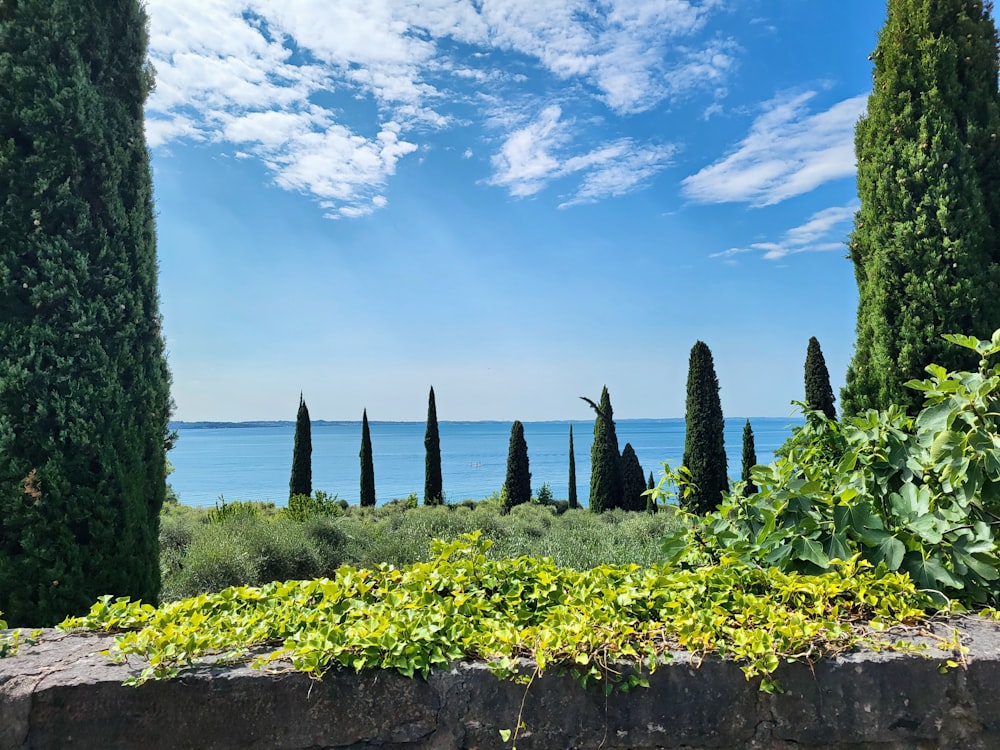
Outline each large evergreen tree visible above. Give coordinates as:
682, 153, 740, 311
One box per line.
682, 342, 728, 514
567, 424, 578, 509
844, 0, 1000, 416
582, 386, 622, 512
0, 0, 171, 626
646, 471, 657, 514
424, 386, 443, 505
741, 420, 758, 497
805, 337, 837, 419
289, 394, 312, 499
620, 443, 646, 512
502, 420, 531, 512
359, 408, 376, 508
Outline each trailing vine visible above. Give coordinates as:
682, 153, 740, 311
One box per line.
62, 532, 934, 693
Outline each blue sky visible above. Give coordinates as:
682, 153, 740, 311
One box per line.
149, 0, 886, 422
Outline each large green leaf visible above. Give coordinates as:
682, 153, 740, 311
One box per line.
902, 555, 963, 591
661, 530, 689, 564
871, 534, 905, 570
824, 533, 852, 563
792, 538, 830, 569
916, 400, 956, 434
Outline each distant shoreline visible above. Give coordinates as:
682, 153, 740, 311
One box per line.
170, 416, 796, 430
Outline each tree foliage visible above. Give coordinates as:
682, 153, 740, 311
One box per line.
805, 337, 837, 420
584, 386, 622, 512
645, 472, 657, 514
843, 0, 1000, 416
682, 342, 728, 514
290, 394, 312, 499
660, 331, 1000, 608
741, 420, 758, 497
567, 425, 578, 510
502, 420, 531, 512
0, 0, 172, 626
360, 409, 376, 508
424, 387, 443, 505
620, 443, 646, 512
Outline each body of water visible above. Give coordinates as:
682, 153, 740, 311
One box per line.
168, 417, 803, 508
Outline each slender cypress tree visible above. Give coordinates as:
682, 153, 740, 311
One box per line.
0, 0, 172, 626
843, 0, 1000, 416
502, 420, 531, 512
620, 443, 646, 512
582, 386, 622, 512
682, 342, 728, 514
805, 337, 837, 419
359, 409, 376, 507
646, 471, 657, 514
741, 419, 758, 497
567, 424, 578, 509
424, 386, 443, 505
289, 394, 312, 499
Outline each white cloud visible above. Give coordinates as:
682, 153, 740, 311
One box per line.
488, 105, 569, 197
144, 0, 730, 217
711, 203, 857, 261
488, 106, 676, 204
682, 91, 867, 206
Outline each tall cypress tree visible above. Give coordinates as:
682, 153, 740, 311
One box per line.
620, 443, 646, 512
582, 386, 622, 512
567, 424, 578, 509
289, 394, 312, 499
0, 0, 171, 626
805, 337, 837, 419
424, 386, 443, 505
844, 0, 1000, 416
682, 342, 728, 514
741, 420, 758, 497
646, 471, 657, 514
502, 420, 531, 512
359, 408, 376, 507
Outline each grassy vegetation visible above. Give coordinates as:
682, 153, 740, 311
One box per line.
159, 496, 682, 602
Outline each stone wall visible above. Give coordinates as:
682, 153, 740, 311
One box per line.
2, 618, 1000, 749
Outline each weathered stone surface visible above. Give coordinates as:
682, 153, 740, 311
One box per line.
2, 619, 1000, 749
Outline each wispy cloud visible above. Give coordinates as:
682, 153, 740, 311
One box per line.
711, 203, 857, 261
682, 91, 867, 206
487, 106, 677, 204
144, 0, 731, 218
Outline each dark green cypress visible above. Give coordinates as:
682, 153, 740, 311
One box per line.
567, 424, 578, 509
741, 420, 758, 497
0, 0, 171, 626
502, 420, 531, 512
289, 394, 312, 499
646, 471, 657, 514
620, 443, 646, 512
424, 386, 443, 505
805, 337, 837, 419
843, 0, 1000, 416
583, 386, 622, 512
682, 342, 728, 514
359, 409, 376, 508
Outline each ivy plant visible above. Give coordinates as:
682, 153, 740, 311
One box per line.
61, 532, 933, 692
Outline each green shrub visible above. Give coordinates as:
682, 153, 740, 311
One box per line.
162, 518, 327, 601
285, 491, 345, 522
657, 331, 1000, 608
160, 488, 685, 598
207, 497, 277, 524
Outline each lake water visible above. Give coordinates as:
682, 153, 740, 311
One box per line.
168, 418, 803, 508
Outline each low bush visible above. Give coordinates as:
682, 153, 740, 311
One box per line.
159, 496, 684, 600
656, 331, 1000, 609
